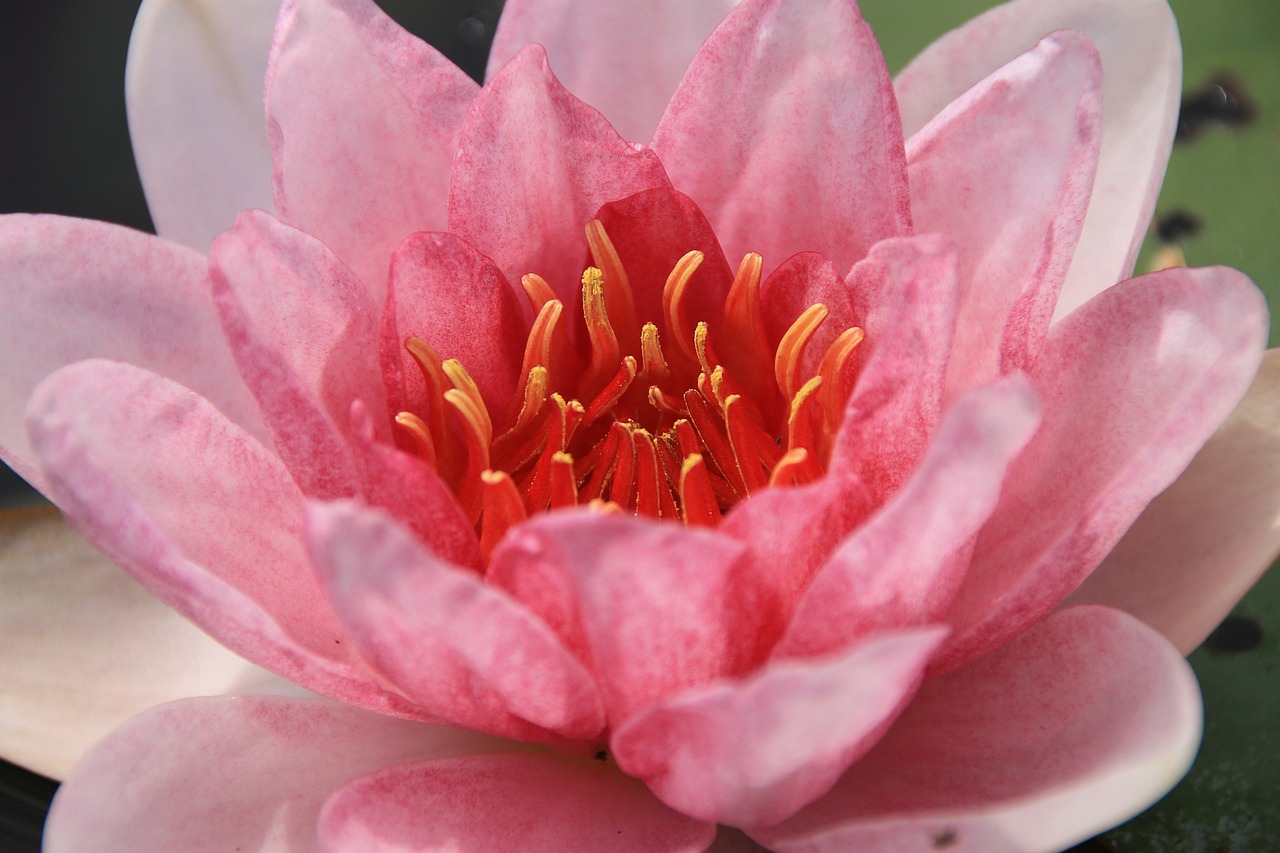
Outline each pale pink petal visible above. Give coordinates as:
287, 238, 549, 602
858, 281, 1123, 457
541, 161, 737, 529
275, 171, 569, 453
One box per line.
593, 187, 735, 341
0, 215, 266, 491
319, 751, 716, 852
1067, 348, 1280, 652
26, 361, 417, 716
449, 45, 671, 304
828, 234, 960, 501
895, 0, 1180, 320
753, 607, 1201, 853
908, 31, 1102, 398
940, 267, 1268, 671
611, 627, 948, 829
780, 375, 1041, 660
211, 209, 386, 499
381, 231, 527, 416
488, 0, 740, 143
489, 512, 751, 724
266, 0, 478, 300
0, 506, 277, 780
44, 696, 502, 853
307, 501, 606, 741
652, 0, 910, 278
126, 0, 278, 249
346, 401, 485, 572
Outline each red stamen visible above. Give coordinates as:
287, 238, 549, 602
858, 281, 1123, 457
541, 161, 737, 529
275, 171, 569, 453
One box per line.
480, 469, 526, 558
679, 454, 722, 526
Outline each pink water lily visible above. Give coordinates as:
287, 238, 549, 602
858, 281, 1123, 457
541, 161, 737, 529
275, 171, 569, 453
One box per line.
2, 0, 1277, 850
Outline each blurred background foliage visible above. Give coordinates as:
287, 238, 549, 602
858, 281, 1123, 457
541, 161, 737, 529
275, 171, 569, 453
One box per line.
1, 0, 1276, 850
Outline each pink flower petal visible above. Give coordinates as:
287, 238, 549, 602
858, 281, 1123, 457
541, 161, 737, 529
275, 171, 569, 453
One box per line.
895, 0, 1180, 320
44, 696, 502, 853
381, 232, 527, 417
345, 402, 485, 572
211, 209, 386, 500
307, 501, 606, 741
828, 234, 960, 501
610, 627, 948, 829
780, 375, 1041, 660
941, 266, 1268, 671
266, 0, 478, 300
592, 187, 735, 340
318, 751, 716, 852
449, 45, 671, 304
126, 0, 278, 250
1067, 347, 1280, 652
908, 31, 1102, 398
26, 360, 414, 715
489, 512, 752, 724
652, 0, 910, 278
0, 215, 265, 491
752, 607, 1201, 853
488, 0, 739, 143
0, 506, 275, 780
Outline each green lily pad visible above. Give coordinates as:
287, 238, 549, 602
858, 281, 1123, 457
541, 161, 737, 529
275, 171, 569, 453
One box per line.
864, 1, 1280, 849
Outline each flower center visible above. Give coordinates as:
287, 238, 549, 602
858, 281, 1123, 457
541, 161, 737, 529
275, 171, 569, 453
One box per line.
395, 221, 864, 555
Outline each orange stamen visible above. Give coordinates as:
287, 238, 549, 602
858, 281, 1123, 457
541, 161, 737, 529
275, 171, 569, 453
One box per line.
775, 304, 829, 402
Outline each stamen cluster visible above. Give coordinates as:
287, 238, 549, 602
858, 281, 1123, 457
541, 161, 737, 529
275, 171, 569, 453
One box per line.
394, 222, 865, 555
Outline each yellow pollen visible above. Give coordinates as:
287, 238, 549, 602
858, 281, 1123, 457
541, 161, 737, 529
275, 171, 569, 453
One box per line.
395, 220, 865, 546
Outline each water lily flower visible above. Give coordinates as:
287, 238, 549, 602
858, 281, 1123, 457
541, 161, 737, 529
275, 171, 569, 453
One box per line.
2, 0, 1278, 849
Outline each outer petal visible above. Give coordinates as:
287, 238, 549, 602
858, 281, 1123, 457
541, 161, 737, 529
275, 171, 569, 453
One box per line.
489, 513, 751, 726
1067, 348, 1280, 652
895, 0, 1181, 319
0, 215, 266, 491
266, 0, 479, 300
307, 502, 605, 741
0, 506, 277, 780
320, 751, 715, 852
941, 267, 1268, 671
211, 209, 386, 500
779, 375, 1041, 660
752, 607, 1201, 853
44, 696, 502, 853
488, 0, 740, 143
26, 361, 414, 716
652, 0, 910, 278
907, 31, 1102, 397
449, 45, 671, 304
381, 231, 527, 416
126, 0, 278, 249
611, 627, 947, 830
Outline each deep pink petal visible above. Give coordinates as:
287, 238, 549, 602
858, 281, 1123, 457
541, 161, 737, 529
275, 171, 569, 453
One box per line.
828, 234, 960, 501
593, 187, 735, 341
0, 215, 265, 491
266, 0, 478, 300
940, 266, 1268, 671
449, 45, 671, 304
908, 31, 1102, 398
611, 627, 948, 829
381, 231, 527, 417
346, 401, 485, 572
126, 0, 278, 250
488, 0, 738, 142
780, 375, 1041, 660
0, 506, 275, 780
753, 607, 1201, 853
1066, 348, 1280, 652
44, 696, 501, 853
26, 361, 417, 716
307, 501, 606, 741
895, 0, 1180, 320
489, 512, 751, 724
319, 751, 716, 852
652, 0, 910, 277
211, 209, 386, 499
